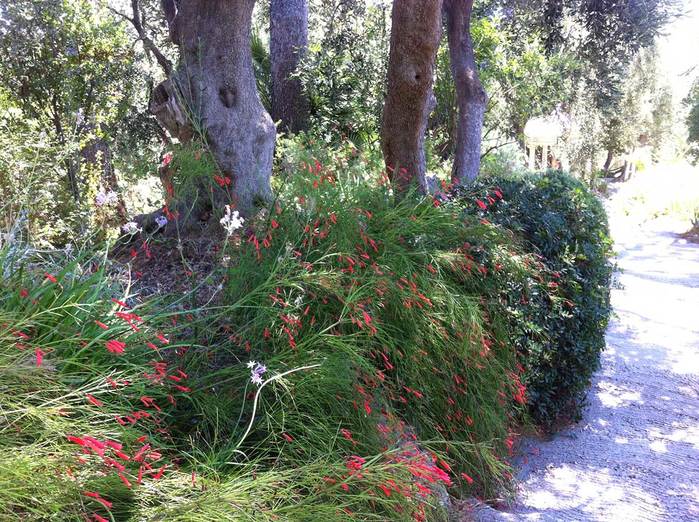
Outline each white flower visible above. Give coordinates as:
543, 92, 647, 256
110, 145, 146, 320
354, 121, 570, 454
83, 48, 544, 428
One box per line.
220, 205, 244, 236
95, 190, 118, 207
155, 215, 168, 228
248, 361, 268, 386
122, 221, 142, 235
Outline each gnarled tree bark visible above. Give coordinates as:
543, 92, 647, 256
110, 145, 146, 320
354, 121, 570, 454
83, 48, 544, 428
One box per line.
153, 0, 276, 221
445, 0, 487, 185
271, 0, 309, 133
381, 0, 443, 194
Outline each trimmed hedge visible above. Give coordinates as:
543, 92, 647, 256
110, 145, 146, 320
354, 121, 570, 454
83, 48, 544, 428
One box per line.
455, 170, 614, 429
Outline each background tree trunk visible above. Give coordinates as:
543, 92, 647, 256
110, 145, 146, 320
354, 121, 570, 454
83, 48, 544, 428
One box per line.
445, 0, 487, 185
603, 149, 614, 172
271, 0, 309, 133
381, 0, 443, 194
153, 0, 275, 220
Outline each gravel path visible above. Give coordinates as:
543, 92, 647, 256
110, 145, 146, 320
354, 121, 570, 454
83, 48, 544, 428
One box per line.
467, 205, 699, 521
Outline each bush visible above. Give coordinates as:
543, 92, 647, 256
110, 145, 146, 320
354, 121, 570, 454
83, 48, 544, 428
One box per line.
455, 170, 614, 428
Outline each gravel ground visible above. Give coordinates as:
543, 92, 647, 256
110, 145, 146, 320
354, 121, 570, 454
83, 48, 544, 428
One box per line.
464, 173, 699, 522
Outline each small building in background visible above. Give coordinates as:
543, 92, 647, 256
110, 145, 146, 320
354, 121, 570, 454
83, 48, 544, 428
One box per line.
523, 114, 568, 172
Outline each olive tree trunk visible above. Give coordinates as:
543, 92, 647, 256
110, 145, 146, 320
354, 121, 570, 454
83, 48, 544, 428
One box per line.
271, 0, 308, 133
151, 0, 275, 221
381, 0, 443, 194
603, 150, 614, 173
445, 0, 487, 185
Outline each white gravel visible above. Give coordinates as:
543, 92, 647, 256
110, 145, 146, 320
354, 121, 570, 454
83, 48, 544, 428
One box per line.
464, 175, 699, 521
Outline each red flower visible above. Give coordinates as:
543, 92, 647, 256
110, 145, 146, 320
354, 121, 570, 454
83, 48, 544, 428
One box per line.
35, 348, 45, 367
476, 199, 487, 210
340, 428, 355, 443
67, 435, 86, 446
140, 395, 162, 412
161, 152, 173, 167
95, 321, 109, 330
105, 340, 126, 355
83, 491, 112, 510
19, 288, 29, 298
117, 472, 132, 488
105, 440, 123, 451
346, 455, 366, 472
363, 400, 372, 415
114, 450, 131, 461
86, 394, 103, 407
460, 473, 474, 485
282, 433, 294, 443
45, 273, 57, 283
213, 174, 232, 187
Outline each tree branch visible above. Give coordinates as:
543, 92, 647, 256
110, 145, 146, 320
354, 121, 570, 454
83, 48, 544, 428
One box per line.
110, 1, 173, 77
481, 140, 518, 160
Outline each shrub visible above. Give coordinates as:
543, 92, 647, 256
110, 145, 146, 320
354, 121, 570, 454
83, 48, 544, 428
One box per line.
455, 170, 614, 428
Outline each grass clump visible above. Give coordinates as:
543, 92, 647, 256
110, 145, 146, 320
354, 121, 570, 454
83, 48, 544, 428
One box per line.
0, 242, 449, 520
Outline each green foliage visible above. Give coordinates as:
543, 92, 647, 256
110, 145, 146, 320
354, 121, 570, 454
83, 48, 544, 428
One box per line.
0, 0, 137, 127
207, 143, 537, 500
297, 1, 390, 145
0, 130, 618, 519
488, 1, 680, 174
685, 78, 699, 165
0, 97, 88, 245
456, 171, 614, 428
0, 0, 148, 244
431, 15, 578, 157
251, 30, 273, 113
